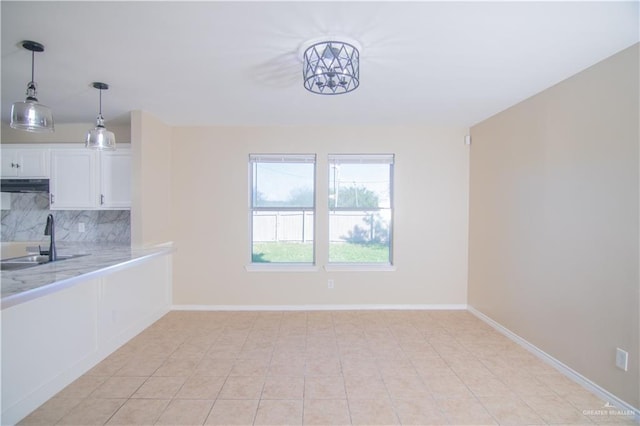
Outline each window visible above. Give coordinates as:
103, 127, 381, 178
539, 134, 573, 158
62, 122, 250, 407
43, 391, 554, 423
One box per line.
249, 154, 315, 264
328, 154, 394, 264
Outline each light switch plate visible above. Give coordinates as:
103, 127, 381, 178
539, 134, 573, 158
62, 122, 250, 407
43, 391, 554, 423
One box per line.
616, 348, 628, 371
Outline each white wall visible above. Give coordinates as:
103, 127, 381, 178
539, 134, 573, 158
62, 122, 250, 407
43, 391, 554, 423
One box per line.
130, 111, 172, 247
170, 125, 469, 307
469, 44, 639, 409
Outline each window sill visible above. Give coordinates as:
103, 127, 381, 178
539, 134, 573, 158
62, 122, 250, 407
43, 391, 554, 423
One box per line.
245, 264, 320, 272
324, 263, 396, 272
245, 264, 396, 272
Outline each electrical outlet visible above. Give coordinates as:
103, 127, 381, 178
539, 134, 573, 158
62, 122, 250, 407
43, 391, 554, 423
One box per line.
328, 279, 334, 289
78, 222, 85, 233
616, 348, 628, 371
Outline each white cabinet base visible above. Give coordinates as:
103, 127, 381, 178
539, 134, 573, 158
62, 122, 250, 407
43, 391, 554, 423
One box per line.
1, 254, 171, 425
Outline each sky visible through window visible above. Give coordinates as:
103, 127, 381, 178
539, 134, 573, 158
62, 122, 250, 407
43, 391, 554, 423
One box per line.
330, 163, 391, 209
253, 163, 314, 207
254, 163, 390, 207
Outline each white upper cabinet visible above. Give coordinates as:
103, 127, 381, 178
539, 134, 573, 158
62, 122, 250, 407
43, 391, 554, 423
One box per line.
50, 147, 131, 210
1, 147, 49, 178
2, 144, 131, 210
100, 151, 131, 209
50, 149, 97, 210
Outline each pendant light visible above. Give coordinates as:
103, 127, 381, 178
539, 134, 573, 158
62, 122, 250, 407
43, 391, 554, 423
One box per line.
86, 82, 116, 150
10, 40, 54, 132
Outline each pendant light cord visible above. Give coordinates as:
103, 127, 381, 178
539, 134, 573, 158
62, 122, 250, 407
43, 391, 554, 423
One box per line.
99, 88, 103, 116
30, 50, 35, 83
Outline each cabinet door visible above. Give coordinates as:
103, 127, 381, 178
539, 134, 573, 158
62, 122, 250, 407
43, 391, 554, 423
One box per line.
1, 149, 18, 177
2, 281, 99, 425
50, 150, 97, 210
100, 151, 131, 209
17, 149, 49, 177
1, 148, 49, 178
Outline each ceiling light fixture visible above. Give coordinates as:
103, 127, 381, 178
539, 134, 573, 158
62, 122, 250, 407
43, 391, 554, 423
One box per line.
300, 38, 361, 95
86, 82, 116, 150
10, 40, 54, 132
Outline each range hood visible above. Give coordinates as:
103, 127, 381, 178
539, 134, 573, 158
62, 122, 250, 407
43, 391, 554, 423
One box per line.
0, 178, 49, 193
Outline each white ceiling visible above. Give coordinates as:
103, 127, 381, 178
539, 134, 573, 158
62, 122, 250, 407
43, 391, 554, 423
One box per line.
2, 1, 638, 128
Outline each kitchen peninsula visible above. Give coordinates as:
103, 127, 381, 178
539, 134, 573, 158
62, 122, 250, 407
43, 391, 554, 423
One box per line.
1, 242, 173, 425
1, 242, 172, 307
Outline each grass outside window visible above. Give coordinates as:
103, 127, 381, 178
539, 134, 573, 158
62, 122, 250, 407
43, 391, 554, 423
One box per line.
252, 241, 389, 263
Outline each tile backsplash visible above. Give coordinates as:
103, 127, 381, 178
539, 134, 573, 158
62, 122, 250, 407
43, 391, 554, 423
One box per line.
1, 193, 130, 243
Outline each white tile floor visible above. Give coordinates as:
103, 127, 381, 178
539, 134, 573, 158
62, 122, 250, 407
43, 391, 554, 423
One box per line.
18, 310, 639, 425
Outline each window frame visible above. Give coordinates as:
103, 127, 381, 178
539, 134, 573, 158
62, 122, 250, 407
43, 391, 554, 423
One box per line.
248, 154, 317, 268
327, 153, 395, 267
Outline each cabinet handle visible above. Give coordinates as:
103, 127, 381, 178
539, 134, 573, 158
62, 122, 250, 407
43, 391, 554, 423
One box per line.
15, 163, 20, 168
11, 162, 16, 168
50, 194, 55, 204
100, 194, 105, 205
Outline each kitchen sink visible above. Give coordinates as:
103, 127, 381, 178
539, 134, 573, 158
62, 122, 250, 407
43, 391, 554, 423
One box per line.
0, 254, 88, 271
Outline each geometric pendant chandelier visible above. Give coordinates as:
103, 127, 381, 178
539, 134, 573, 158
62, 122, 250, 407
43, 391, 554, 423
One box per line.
300, 37, 360, 95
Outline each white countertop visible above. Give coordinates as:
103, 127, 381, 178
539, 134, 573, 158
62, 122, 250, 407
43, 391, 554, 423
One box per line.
1, 242, 173, 309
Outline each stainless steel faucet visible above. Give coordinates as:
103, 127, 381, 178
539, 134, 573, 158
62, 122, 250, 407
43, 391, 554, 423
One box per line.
43, 213, 57, 262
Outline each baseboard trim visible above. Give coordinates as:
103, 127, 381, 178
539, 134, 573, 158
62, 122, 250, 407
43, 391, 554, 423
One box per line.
172, 304, 468, 312
468, 305, 640, 419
